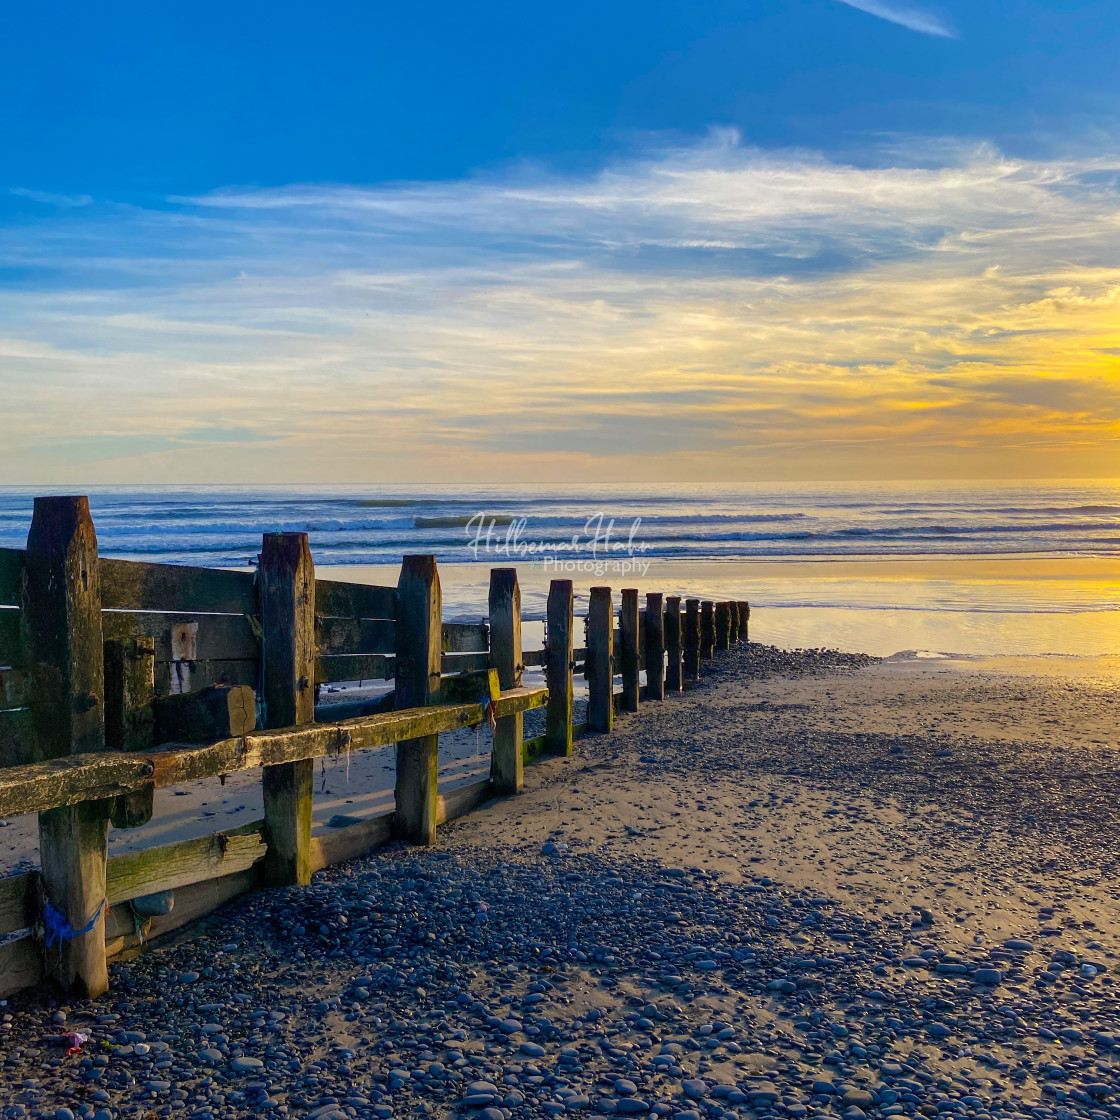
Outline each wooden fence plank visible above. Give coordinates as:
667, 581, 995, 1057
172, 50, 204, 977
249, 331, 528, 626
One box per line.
314, 579, 397, 621
0, 707, 36, 768
442, 621, 489, 653
0, 610, 25, 668
0, 667, 31, 709
310, 814, 392, 873
316, 653, 394, 684
154, 684, 256, 744
106, 829, 267, 905
316, 616, 396, 657
438, 778, 491, 823
102, 611, 259, 662
0, 548, 23, 607
100, 557, 256, 614
104, 866, 258, 961
0, 871, 31, 935
0, 686, 547, 819
0, 936, 43, 1000
441, 652, 489, 674
155, 658, 259, 695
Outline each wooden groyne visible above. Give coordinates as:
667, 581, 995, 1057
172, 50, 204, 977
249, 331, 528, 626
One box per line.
0, 496, 750, 1000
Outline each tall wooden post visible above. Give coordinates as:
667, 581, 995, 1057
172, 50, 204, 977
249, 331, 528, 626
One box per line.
664, 595, 682, 693
728, 601, 739, 643
700, 601, 715, 661
619, 589, 640, 713
738, 601, 751, 642
683, 598, 701, 682
105, 637, 156, 829
644, 592, 665, 701
260, 533, 316, 887
544, 579, 574, 756
715, 602, 731, 651
586, 587, 614, 733
394, 555, 442, 845
24, 496, 109, 998
489, 568, 523, 795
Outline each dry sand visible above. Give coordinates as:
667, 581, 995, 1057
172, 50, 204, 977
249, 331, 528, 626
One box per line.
465, 648, 1120, 957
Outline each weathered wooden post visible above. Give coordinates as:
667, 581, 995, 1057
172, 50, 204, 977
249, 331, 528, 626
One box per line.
544, 579, 574, 756
644, 592, 665, 701
728, 601, 739, 643
664, 595, 682, 692
715, 601, 731, 651
24, 496, 109, 998
260, 532, 316, 886
104, 637, 155, 829
700, 601, 715, 661
738, 601, 751, 642
619, 589, 640, 712
586, 587, 614, 732
394, 555, 442, 845
683, 598, 701, 682
489, 568, 523, 794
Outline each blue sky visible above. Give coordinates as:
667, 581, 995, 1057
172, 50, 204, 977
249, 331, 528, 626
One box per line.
4, 0, 1117, 196
1, 1, 1119, 482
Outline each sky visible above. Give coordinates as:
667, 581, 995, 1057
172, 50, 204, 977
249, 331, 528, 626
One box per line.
1, 0, 1119, 483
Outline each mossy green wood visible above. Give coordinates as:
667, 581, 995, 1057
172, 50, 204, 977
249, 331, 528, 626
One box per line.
99, 557, 256, 614
488, 568, 523, 796
394, 555, 442, 845
544, 579, 574, 756
0, 686, 547, 820
25, 497, 110, 999
586, 587, 614, 733
259, 533, 316, 888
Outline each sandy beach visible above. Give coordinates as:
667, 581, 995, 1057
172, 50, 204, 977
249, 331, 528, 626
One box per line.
3, 643, 1120, 1120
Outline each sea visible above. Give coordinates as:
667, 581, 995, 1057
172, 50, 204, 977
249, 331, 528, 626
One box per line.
1, 481, 1117, 659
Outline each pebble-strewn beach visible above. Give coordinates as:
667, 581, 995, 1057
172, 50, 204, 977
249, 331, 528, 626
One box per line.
3, 645, 1120, 1120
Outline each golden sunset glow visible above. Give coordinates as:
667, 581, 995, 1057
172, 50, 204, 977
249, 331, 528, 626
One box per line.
2, 140, 1119, 482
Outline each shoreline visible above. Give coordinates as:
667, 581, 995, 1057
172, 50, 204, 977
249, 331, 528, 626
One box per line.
324, 558, 1120, 658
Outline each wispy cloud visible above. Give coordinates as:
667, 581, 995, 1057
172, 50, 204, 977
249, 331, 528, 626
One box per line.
1, 132, 1118, 482
834, 0, 957, 38
9, 186, 94, 208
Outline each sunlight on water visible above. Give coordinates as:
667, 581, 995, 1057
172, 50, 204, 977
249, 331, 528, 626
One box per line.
1, 481, 1116, 658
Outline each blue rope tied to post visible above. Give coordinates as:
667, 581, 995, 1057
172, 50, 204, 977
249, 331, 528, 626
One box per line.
478, 695, 497, 732
42, 897, 107, 950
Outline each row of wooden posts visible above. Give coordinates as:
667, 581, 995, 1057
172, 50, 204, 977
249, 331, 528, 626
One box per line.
0, 497, 749, 1002
580, 586, 750, 735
